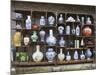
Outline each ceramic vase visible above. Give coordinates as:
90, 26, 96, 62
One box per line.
46, 29, 56, 46
13, 31, 21, 47
59, 37, 65, 47
66, 51, 71, 61
46, 48, 56, 62
31, 31, 38, 42
66, 25, 70, 35
48, 16, 55, 26
58, 26, 64, 35
58, 48, 65, 61
32, 45, 43, 62
86, 17, 92, 25
40, 16, 45, 26
39, 30, 46, 42
80, 50, 85, 60
74, 50, 78, 60
26, 15, 31, 29
76, 25, 80, 36
58, 14, 64, 24
86, 48, 92, 60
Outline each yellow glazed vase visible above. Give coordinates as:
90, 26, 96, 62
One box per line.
13, 31, 21, 47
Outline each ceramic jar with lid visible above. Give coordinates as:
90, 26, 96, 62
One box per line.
46, 29, 56, 46
46, 48, 56, 62
40, 16, 45, 26
58, 48, 65, 61
13, 31, 21, 47
32, 45, 43, 62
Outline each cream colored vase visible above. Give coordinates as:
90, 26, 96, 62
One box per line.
58, 48, 65, 61
32, 45, 43, 62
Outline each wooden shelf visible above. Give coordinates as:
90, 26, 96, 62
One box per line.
12, 59, 93, 66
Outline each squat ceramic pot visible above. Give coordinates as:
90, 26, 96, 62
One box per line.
58, 48, 65, 61
46, 48, 56, 62
32, 45, 43, 62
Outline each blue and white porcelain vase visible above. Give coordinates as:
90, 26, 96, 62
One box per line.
59, 37, 65, 47
66, 51, 71, 61
39, 30, 46, 42
80, 50, 85, 60
46, 29, 56, 46
74, 50, 78, 60
40, 16, 45, 26
58, 14, 64, 24
86, 48, 92, 60
48, 16, 55, 26
46, 48, 56, 62
26, 15, 31, 29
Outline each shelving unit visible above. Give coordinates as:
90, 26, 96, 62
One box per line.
11, 1, 96, 74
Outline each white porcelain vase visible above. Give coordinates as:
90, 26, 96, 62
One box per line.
32, 45, 43, 62
39, 30, 46, 42
58, 48, 65, 61
66, 51, 71, 61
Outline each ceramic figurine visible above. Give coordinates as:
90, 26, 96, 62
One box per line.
48, 16, 55, 25
24, 35, 30, 45
26, 15, 31, 29
66, 25, 70, 35
58, 26, 64, 35
66, 16, 75, 22
85, 48, 92, 60
32, 45, 43, 62
13, 31, 21, 47
40, 16, 45, 26
46, 29, 56, 46
76, 25, 80, 36
58, 14, 64, 24
66, 51, 71, 61
31, 31, 38, 42
74, 50, 78, 60
46, 48, 56, 62
59, 37, 65, 47
86, 17, 92, 25
39, 30, 46, 42
58, 48, 65, 61
81, 17, 84, 25
80, 50, 85, 60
